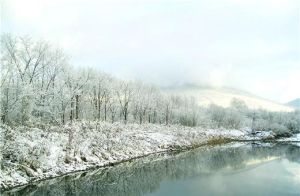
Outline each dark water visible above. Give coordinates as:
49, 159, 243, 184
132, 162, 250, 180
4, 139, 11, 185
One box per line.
3, 142, 300, 196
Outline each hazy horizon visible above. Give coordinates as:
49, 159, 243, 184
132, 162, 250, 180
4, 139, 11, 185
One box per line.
2, 0, 299, 103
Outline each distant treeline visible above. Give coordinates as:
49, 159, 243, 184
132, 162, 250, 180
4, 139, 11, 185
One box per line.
1, 35, 299, 136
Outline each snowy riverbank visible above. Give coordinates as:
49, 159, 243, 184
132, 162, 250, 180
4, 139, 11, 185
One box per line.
0, 122, 297, 190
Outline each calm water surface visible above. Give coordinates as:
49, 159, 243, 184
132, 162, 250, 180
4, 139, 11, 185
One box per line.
3, 142, 300, 196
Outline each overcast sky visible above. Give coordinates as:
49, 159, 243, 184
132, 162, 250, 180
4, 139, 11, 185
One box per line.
2, 0, 299, 103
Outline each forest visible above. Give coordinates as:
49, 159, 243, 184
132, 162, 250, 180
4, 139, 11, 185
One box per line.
1, 34, 300, 137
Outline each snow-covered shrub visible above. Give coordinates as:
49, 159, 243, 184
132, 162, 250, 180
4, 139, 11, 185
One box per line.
269, 123, 292, 138
206, 105, 245, 129
223, 109, 243, 129
208, 105, 226, 128
252, 119, 270, 132
284, 119, 300, 134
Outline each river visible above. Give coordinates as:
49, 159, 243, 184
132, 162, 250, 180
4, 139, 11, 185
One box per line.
3, 142, 300, 196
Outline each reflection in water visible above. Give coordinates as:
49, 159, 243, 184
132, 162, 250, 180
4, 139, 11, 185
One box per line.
3, 143, 300, 196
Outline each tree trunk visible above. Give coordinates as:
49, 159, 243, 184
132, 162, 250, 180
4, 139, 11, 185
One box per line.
75, 95, 79, 120
104, 101, 107, 121
70, 97, 74, 122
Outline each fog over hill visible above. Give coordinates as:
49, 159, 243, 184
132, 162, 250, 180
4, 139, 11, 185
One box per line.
163, 84, 294, 112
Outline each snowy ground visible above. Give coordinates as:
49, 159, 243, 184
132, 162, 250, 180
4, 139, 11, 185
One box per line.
0, 122, 297, 190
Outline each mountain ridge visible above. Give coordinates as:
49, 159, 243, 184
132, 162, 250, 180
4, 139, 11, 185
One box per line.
286, 98, 300, 109
162, 84, 294, 112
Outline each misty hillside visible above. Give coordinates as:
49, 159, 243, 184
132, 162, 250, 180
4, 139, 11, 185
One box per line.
286, 98, 300, 109
164, 84, 294, 112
